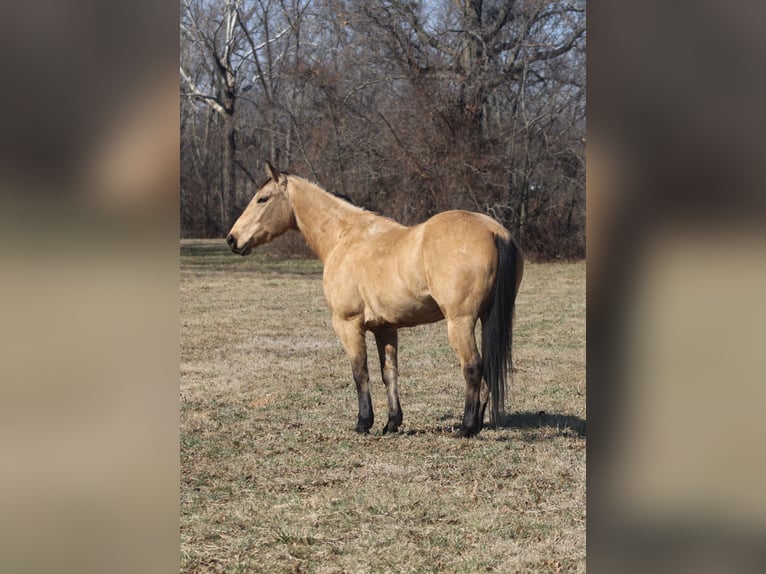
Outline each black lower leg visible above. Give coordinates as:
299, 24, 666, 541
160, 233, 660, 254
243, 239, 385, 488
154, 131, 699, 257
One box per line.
376, 330, 402, 435
383, 403, 403, 434
355, 400, 373, 432
458, 361, 483, 437
354, 366, 374, 433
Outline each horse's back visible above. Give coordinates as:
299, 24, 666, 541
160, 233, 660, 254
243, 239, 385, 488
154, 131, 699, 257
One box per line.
421, 210, 509, 244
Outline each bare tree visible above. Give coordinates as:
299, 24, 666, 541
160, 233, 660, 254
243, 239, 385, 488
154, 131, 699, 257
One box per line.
181, 0, 239, 225
180, 0, 586, 258
181, 0, 296, 224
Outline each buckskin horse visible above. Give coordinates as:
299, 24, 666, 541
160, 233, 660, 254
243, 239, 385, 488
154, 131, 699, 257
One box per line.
227, 162, 523, 436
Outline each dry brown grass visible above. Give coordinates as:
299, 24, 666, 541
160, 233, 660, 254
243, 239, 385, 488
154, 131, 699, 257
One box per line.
181, 239, 585, 573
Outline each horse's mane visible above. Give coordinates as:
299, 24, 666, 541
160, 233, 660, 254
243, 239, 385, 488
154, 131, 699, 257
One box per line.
275, 170, 366, 210
331, 191, 356, 206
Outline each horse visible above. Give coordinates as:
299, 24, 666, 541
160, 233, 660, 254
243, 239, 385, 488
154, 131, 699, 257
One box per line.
226, 162, 523, 437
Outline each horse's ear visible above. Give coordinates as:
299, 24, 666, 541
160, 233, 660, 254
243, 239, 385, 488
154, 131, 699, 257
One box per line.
265, 160, 282, 183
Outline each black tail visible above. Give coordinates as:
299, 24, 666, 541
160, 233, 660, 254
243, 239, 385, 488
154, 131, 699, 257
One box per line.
482, 236, 523, 426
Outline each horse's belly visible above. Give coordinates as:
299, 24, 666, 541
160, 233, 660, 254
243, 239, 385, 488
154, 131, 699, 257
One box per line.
363, 293, 443, 329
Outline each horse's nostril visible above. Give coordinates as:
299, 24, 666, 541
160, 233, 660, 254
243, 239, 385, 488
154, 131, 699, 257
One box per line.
226, 234, 235, 247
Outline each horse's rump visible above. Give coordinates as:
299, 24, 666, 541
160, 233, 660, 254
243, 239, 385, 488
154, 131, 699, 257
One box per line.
420, 211, 509, 319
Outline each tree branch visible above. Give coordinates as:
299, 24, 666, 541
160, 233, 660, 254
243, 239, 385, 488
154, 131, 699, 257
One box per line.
483, 26, 585, 94
483, 0, 518, 42
180, 66, 227, 117
389, 0, 459, 58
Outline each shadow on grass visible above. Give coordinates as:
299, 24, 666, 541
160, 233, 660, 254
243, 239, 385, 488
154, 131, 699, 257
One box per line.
495, 410, 586, 437
403, 410, 586, 439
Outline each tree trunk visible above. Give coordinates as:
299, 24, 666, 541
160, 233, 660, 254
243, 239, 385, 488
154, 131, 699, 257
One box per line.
221, 87, 237, 226
458, 0, 486, 138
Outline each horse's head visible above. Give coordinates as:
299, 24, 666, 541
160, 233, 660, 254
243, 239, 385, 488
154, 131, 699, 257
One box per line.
226, 161, 296, 255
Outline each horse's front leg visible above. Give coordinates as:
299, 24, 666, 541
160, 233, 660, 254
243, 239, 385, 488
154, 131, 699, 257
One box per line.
332, 315, 373, 433
374, 329, 403, 434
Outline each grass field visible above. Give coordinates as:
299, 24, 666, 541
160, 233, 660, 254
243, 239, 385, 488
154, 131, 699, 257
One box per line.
180, 238, 585, 573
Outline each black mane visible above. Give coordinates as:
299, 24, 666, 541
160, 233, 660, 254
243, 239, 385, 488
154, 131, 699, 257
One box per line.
332, 191, 356, 205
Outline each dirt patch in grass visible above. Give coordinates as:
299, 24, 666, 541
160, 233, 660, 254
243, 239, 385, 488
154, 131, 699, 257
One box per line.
181, 240, 585, 573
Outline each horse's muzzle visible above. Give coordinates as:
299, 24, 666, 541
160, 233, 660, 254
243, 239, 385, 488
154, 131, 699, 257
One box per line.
226, 233, 251, 255
226, 234, 253, 255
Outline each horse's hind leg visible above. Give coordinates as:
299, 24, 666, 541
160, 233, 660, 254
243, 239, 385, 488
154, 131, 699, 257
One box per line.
477, 318, 491, 426
447, 316, 484, 437
479, 380, 490, 427
332, 315, 373, 433
374, 329, 403, 434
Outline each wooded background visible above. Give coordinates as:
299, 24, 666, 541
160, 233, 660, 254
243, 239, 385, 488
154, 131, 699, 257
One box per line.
181, 0, 585, 259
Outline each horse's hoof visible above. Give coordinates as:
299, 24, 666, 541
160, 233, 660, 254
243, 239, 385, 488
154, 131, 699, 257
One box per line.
382, 421, 400, 435
454, 426, 479, 438
354, 424, 371, 434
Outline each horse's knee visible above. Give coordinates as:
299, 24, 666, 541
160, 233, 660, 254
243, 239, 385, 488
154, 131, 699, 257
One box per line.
351, 361, 369, 386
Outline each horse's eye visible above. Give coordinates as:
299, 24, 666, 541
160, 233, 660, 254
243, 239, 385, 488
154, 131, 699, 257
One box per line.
257, 196, 270, 204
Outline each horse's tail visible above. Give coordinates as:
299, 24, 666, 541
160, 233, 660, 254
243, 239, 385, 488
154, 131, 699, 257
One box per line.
482, 235, 523, 426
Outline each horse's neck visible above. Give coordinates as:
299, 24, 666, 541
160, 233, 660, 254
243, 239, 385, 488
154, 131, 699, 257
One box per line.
287, 177, 368, 262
